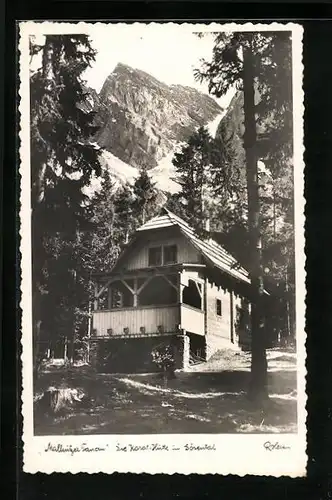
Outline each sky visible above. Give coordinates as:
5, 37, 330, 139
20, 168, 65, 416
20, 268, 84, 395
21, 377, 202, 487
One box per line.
83, 30, 234, 109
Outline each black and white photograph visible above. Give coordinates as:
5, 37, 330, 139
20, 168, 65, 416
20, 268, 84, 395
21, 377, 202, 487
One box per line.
19, 22, 305, 475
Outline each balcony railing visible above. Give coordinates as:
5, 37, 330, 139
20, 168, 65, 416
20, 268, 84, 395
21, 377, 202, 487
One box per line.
92, 304, 180, 337
180, 304, 205, 336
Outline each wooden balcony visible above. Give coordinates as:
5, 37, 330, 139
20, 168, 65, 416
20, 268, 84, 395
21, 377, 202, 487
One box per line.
92, 304, 180, 337
92, 268, 206, 339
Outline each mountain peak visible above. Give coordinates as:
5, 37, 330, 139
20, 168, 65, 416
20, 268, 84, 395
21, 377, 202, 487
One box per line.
102, 62, 170, 94
112, 62, 141, 77
93, 65, 222, 170
114, 62, 131, 71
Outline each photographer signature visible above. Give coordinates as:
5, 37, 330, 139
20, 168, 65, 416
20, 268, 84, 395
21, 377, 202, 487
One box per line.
263, 441, 291, 451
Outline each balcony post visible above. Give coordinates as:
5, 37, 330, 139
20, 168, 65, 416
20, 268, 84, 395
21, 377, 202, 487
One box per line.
133, 278, 138, 307
94, 282, 98, 311
178, 271, 184, 304
203, 276, 208, 337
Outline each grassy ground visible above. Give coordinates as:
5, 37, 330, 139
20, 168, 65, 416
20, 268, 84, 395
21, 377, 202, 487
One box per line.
34, 348, 297, 435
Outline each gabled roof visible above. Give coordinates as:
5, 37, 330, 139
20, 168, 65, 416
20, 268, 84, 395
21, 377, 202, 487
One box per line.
137, 208, 251, 285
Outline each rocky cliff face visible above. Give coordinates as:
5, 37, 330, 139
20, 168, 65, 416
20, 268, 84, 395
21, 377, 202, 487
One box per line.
215, 91, 274, 193
91, 63, 222, 170
215, 89, 270, 147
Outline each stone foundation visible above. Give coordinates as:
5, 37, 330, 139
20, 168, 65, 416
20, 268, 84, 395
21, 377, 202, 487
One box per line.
174, 332, 190, 370
88, 334, 185, 373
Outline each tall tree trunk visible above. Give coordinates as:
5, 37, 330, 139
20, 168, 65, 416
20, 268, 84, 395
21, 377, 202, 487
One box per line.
285, 266, 291, 342
273, 181, 277, 241
243, 37, 268, 402
67, 268, 77, 363
42, 36, 55, 85
33, 290, 42, 380
87, 297, 92, 364
32, 36, 55, 377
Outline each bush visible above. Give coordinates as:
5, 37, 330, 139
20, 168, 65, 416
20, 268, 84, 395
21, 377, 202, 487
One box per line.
151, 342, 176, 386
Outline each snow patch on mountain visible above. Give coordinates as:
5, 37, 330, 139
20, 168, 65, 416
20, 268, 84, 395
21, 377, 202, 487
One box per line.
96, 109, 232, 197
206, 112, 227, 138
83, 151, 138, 197
100, 150, 138, 185
149, 152, 181, 194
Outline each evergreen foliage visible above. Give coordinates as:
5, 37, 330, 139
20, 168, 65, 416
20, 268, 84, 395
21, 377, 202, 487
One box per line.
169, 126, 214, 234
132, 167, 159, 227
168, 122, 248, 260
87, 167, 160, 274
87, 170, 120, 273
30, 35, 101, 366
194, 31, 294, 401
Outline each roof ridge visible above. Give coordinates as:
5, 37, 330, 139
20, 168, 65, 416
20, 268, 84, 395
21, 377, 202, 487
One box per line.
136, 210, 252, 285
163, 208, 192, 229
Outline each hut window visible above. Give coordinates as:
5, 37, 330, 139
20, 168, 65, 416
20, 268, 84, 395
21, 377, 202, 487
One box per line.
183, 279, 202, 310
138, 276, 177, 306
216, 299, 222, 316
164, 244, 177, 264
110, 280, 134, 309
148, 246, 162, 266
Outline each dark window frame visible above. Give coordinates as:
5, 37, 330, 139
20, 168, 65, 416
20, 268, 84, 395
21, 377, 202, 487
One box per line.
148, 246, 162, 266
216, 298, 222, 317
148, 244, 178, 266
163, 244, 178, 265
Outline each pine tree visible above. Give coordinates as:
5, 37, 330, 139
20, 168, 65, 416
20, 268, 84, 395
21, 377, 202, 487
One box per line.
166, 191, 192, 222
132, 168, 159, 226
88, 169, 120, 273
195, 31, 293, 402
170, 126, 214, 234
259, 159, 295, 345
168, 122, 247, 256
30, 35, 101, 368
208, 115, 249, 245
